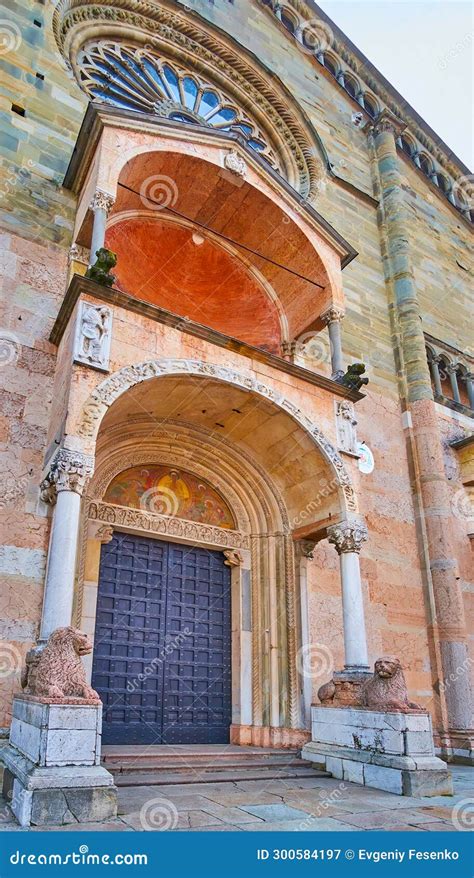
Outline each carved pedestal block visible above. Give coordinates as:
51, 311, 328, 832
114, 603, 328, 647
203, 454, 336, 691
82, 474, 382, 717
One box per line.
2, 697, 117, 826
302, 706, 453, 797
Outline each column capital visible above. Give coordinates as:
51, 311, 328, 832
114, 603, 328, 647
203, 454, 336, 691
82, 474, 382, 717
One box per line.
327, 521, 368, 554
366, 109, 406, 139
89, 189, 115, 214
40, 448, 94, 503
445, 362, 460, 374
321, 306, 345, 325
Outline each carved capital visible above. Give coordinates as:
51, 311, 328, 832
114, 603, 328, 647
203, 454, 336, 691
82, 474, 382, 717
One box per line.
327, 521, 368, 554
446, 362, 460, 374
321, 307, 344, 325
367, 109, 406, 139
224, 150, 246, 178
89, 189, 115, 214
41, 449, 94, 502
281, 340, 298, 361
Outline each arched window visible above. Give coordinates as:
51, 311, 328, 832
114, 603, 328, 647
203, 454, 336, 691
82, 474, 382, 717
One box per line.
322, 53, 338, 77
418, 153, 433, 176
280, 9, 298, 35
363, 93, 378, 118
78, 42, 279, 170
399, 134, 415, 158
435, 172, 450, 195
344, 75, 359, 99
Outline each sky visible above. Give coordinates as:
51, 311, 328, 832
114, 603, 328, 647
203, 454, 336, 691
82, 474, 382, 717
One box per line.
317, 0, 473, 169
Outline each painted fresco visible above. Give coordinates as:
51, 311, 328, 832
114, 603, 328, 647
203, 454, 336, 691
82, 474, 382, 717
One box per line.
103, 465, 236, 529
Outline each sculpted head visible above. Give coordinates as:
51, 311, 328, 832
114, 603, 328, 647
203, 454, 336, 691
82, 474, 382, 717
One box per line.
49, 626, 93, 657
374, 656, 402, 679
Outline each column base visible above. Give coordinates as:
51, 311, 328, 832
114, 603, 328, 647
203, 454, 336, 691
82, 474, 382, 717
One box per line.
302, 706, 453, 797
230, 724, 311, 749
435, 728, 474, 765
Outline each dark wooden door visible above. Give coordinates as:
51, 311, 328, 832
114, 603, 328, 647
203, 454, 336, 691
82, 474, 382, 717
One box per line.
91, 532, 232, 744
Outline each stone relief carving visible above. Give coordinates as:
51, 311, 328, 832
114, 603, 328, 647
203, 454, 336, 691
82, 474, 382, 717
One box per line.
327, 521, 368, 554
73, 301, 112, 371
318, 657, 425, 713
68, 243, 90, 266
335, 400, 358, 455
40, 449, 94, 503
224, 150, 246, 178
21, 627, 100, 703
88, 501, 249, 549
223, 549, 243, 566
76, 359, 357, 513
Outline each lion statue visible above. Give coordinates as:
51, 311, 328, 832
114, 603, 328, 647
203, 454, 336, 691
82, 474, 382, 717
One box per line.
85, 247, 117, 287
362, 656, 424, 713
21, 627, 100, 702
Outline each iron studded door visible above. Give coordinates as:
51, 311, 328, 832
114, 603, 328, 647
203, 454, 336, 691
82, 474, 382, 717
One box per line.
91, 533, 232, 744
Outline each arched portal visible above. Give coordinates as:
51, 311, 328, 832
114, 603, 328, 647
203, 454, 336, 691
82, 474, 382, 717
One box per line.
70, 360, 359, 747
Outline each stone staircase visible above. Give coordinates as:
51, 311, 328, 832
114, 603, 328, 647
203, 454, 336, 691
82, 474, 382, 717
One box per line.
102, 744, 329, 787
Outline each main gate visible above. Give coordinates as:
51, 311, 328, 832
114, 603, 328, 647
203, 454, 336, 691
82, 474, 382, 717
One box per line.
91, 532, 232, 744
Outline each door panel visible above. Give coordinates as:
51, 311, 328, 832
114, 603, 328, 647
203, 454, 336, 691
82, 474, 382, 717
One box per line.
91, 532, 232, 744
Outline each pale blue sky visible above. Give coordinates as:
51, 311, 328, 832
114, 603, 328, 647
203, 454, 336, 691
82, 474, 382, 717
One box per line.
318, 1, 473, 168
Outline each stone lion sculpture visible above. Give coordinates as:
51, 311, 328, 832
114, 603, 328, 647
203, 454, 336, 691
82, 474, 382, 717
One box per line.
21, 627, 100, 702
362, 655, 424, 712
317, 656, 424, 713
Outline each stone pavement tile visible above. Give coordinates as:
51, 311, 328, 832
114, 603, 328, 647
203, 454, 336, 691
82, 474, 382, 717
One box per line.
199, 802, 265, 825
242, 817, 358, 832
334, 809, 435, 830
200, 790, 283, 807
175, 824, 244, 831
417, 805, 457, 820
178, 810, 225, 829
239, 804, 309, 822
235, 779, 323, 794
30, 821, 132, 832
282, 799, 348, 819
144, 782, 239, 796
420, 821, 458, 831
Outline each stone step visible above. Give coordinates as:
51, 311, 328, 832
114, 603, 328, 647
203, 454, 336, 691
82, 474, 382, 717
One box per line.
111, 765, 328, 787
102, 745, 300, 764
103, 752, 305, 768
107, 758, 311, 774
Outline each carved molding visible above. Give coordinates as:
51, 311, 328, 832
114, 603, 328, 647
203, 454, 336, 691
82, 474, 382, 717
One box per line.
77, 358, 357, 514
88, 500, 249, 549
89, 189, 116, 214
52, 0, 326, 197
327, 521, 368, 554
41, 449, 95, 502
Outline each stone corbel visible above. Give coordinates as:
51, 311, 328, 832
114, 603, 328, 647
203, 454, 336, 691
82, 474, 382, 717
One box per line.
223, 549, 243, 567
224, 150, 246, 178
295, 540, 317, 560
40, 449, 95, 504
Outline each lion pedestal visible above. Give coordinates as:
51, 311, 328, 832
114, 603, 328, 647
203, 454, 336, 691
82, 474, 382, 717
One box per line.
2, 627, 117, 827
302, 657, 453, 797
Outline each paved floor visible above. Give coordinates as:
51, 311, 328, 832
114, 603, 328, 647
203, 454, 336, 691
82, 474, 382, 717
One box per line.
0, 765, 472, 832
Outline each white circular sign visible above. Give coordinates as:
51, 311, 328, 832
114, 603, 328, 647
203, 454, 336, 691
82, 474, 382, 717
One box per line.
357, 442, 374, 474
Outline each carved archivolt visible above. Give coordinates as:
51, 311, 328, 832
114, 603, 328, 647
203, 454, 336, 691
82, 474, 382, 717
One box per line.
76, 358, 357, 514
53, 0, 326, 197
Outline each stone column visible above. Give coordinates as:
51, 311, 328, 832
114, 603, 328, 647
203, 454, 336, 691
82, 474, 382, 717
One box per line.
446, 363, 461, 404
322, 307, 345, 380
40, 448, 94, 640
88, 190, 115, 267
466, 373, 474, 410
327, 522, 369, 672
429, 354, 443, 397
368, 109, 473, 740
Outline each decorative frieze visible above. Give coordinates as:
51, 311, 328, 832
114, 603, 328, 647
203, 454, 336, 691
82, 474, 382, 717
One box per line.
88, 501, 249, 549
73, 301, 112, 371
327, 521, 368, 554
40, 449, 94, 503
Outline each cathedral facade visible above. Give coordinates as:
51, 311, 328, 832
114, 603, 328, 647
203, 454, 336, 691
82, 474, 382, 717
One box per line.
0, 0, 472, 762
